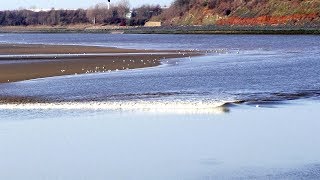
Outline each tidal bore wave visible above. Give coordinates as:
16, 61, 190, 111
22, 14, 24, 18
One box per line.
0, 90, 319, 114
0, 100, 231, 114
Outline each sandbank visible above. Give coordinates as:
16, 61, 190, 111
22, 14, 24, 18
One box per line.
0, 44, 199, 83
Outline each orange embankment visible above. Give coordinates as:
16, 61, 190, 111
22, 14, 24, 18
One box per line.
216, 13, 319, 26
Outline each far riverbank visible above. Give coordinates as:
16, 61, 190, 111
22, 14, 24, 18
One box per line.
0, 25, 319, 34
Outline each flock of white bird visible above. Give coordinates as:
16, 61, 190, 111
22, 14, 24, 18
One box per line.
59, 58, 159, 75
56, 48, 234, 76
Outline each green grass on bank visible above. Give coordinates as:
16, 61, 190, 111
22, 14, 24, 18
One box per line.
0, 25, 319, 35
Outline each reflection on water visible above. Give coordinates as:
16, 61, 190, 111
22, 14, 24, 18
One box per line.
0, 101, 320, 179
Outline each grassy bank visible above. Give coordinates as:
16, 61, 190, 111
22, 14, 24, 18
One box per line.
124, 26, 320, 35
0, 25, 319, 34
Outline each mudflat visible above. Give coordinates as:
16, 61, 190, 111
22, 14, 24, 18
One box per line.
0, 44, 159, 55
0, 44, 198, 83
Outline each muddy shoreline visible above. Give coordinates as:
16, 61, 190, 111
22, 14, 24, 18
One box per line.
0, 25, 319, 34
0, 44, 200, 83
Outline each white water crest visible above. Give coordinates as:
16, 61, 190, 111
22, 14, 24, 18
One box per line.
0, 100, 230, 114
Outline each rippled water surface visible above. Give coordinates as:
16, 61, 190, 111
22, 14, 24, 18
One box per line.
1, 34, 320, 109
0, 34, 320, 179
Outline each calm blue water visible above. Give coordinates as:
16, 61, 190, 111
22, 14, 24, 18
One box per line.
1, 101, 320, 180
1, 33, 319, 52
0, 34, 320, 179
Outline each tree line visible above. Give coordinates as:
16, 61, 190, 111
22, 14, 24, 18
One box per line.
0, 1, 162, 26
1, 0, 312, 27
0, 0, 231, 27
0, 9, 88, 26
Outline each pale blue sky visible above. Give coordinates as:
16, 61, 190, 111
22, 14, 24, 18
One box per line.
1, 0, 172, 10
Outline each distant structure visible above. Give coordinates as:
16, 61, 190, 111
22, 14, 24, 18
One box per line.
27, 8, 51, 12
144, 21, 162, 27
107, 0, 110, 10
126, 10, 133, 19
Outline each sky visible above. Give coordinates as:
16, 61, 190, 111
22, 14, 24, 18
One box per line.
0, 0, 172, 10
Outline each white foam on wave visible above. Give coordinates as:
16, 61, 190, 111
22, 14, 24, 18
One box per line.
0, 100, 229, 114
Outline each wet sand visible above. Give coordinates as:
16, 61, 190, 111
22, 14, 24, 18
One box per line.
0, 44, 199, 83
0, 44, 166, 55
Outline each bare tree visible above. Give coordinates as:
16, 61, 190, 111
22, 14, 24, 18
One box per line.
117, 0, 130, 18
